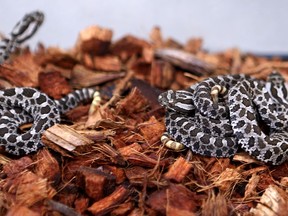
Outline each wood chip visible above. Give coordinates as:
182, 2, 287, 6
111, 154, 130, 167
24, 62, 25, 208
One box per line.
42, 124, 94, 155
39, 71, 72, 99
71, 64, 125, 88
87, 185, 130, 216
164, 156, 192, 182
201, 192, 229, 216
139, 116, 165, 145
146, 183, 198, 215
6, 205, 40, 216
2, 171, 56, 206
0, 53, 41, 87
111, 35, 151, 61
83, 55, 122, 71
154, 48, 215, 76
75, 25, 112, 55
150, 60, 174, 88
244, 173, 260, 199
76, 166, 116, 200
250, 185, 288, 216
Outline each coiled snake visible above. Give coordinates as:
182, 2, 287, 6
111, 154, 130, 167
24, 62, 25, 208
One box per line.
0, 88, 95, 155
159, 72, 288, 165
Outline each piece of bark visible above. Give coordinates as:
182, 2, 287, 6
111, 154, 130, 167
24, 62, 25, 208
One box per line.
74, 197, 89, 215
87, 185, 131, 216
207, 158, 231, 176
77, 129, 115, 142
201, 192, 229, 216
38, 71, 72, 99
6, 205, 40, 216
76, 166, 116, 200
3, 156, 33, 177
174, 70, 197, 89
2, 171, 56, 206
103, 165, 126, 184
71, 64, 125, 88
0, 78, 13, 88
280, 177, 288, 187
129, 208, 145, 216
164, 38, 183, 49
269, 161, 288, 181
63, 154, 115, 181
139, 116, 165, 145
43, 63, 72, 79
93, 142, 127, 166
256, 172, 275, 192
230, 48, 242, 74
34, 149, 60, 183
250, 185, 288, 216
85, 70, 135, 128
130, 78, 164, 110
150, 26, 163, 48
232, 152, 261, 164
35, 46, 78, 69
116, 87, 150, 116
54, 184, 80, 209
164, 157, 192, 183
64, 105, 91, 122
42, 124, 94, 155
146, 183, 198, 215
83, 54, 122, 71
118, 143, 143, 157
118, 143, 166, 168
130, 58, 152, 81
0, 53, 41, 87
184, 38, 203, 54
150, 60, 174, 88
76, 25, 112, 55
110, 201, 134, 216
244, 173, 260, 199
166, 185, 197, 216
124, 166, 148, 185
142, 46, 155, 63
241, 166, 268, 179
111, 35, 151, 61
211, 168, 242, 193
154, 48, 214, 76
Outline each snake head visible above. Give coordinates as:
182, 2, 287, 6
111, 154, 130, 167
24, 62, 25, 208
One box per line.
158, 90, 175, 107
267, 71, 288, 100
158, 90, 195, 114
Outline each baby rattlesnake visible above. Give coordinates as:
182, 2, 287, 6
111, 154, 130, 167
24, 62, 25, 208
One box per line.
159, 72, 288, 165
0, 87, 95, 155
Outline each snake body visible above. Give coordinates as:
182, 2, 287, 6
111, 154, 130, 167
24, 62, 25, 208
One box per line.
0, 12, 97, 155
159, 72, 288, 165
0, 11, 44, 63
159, 89, 238, 157
0, 87, 95, 155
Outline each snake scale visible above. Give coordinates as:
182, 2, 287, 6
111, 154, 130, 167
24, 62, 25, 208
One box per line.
159, 71, 288, 165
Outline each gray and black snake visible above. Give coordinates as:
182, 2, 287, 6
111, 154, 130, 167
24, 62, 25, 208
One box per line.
159, 71, 288, 165
0, 11, 97, 155
0, 11, 44, 63
0, 87, 95, 155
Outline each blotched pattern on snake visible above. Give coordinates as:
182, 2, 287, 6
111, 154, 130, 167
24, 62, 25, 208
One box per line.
0, 87, 95, 155
159, 72, 288, 165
